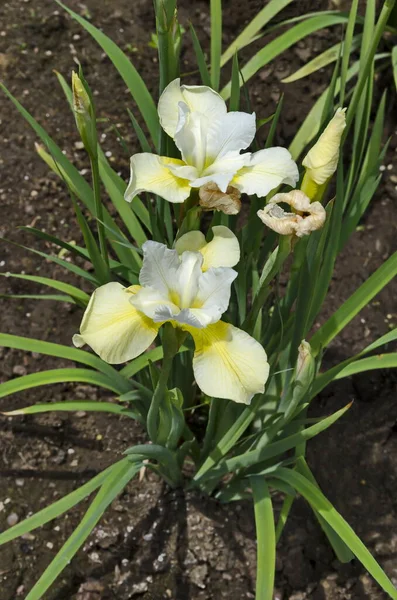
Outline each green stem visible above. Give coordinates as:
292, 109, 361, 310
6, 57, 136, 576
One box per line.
90, 157, 109, 267
200, 398, 220, 462
146, 324, 178, 442
275, 494, 294, 543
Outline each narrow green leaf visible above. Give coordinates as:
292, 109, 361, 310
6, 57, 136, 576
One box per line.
0, 272, 89, 306
0, 333, 130, 388
3, 401, 140, 420
127, 108, 153, 153
282, 36, 361, 84
25, 460, 140, 600
250, 477, 275, 600
190, 23, 211, 87
0, 368, 125, 399
221, 14, 349, 99
120, 345, 189, 378
0, 459, 129, 546
54, 70, 74, 110
0, 293, 75, 303
210, 0, 222, 90
273, 468, 397, 600
311, 251, 397, 353
229, 53, 241, 111
57, 1, 159, 144
19, 226, 89, 261
339, 0, 359, 105
221, 0, 295, 67
392, 46, 397, 90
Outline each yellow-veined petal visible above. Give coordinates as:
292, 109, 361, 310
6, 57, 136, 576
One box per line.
125, 153, 192, 204
188, 321, 269, 404
73, 282, 159, 364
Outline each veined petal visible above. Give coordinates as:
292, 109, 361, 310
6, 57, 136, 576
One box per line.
232, 147, 299, 197
139, 241, 181, 296
125, 153, 191, 204
158, 78, 226, 138
200, 225, 240, 270
175, 230, 206, 256
174, 111, 209, 172
72, 283, 159, 364
188, 321, 269, 404
205, 111, 256, 162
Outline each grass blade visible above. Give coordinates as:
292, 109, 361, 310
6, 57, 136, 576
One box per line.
310, 251, 397, 354
273, 468, 397, 600
221, 14, 349, 99
25, 460, 140, 600
0, 459, 129, 545
210, 0, 222, 90
57, 1, 159, 144
250, 477, 275, 600
0, 368, 126, 398
190, 23, 211, 86
3, 401, 140, 420
0, 272, 89, 306
221, 0, 294, 67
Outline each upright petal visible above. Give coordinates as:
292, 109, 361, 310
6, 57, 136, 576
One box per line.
232, 147, 299, 197
188, 321, 269, 404
175, 225, 240, 270
174, 111, 209, 172
139, 241, 181, 295
130, 286, 179, 321
125, 154, 191, 204
174, 251, 204, 308
195, 267, 237, 321
158, 78, 226, 138
73, 283, 159, 364
205, 112, 256, 162
200, 226, 240, 270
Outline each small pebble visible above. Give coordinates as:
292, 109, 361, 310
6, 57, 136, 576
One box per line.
46, 541, 54, 549
7, 512, 19, 526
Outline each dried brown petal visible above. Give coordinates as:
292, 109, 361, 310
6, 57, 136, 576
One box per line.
199, 183, 241, 215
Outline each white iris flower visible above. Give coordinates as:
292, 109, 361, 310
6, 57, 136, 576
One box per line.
73, 227, 269, 405
124, 78, 299, 206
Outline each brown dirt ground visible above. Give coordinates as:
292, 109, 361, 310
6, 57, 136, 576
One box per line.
0, 1, 397, 599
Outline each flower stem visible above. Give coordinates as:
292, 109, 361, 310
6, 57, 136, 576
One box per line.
90, 156, 109, 268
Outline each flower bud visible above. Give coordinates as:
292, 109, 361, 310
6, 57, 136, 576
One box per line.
257, 190, 326, 238
199, 183, 241, 215
296, 340, 315, 387
72, 71, 97, 158
301, 107, 346, 200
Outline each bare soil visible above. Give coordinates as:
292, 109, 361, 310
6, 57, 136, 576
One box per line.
0, 1, 397, 599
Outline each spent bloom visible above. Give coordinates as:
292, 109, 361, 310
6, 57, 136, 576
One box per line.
257, 190, 326, 238
125, 78, 298, 210
302, 107, 346, 198
73, 226, 269, 404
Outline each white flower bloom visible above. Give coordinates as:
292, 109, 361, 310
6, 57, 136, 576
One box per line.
125, 78, 299, 208
257, 190, 326, 238
302, 107, 346, 186
74, 239, 268, 404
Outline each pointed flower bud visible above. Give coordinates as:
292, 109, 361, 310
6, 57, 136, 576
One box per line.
301, 107, 346, 200
257, 190, 326, 238
72, 71, 97, 158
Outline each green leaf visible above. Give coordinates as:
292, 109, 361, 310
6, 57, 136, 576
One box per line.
0, 293, 75, 303
56, 1, 159, 144
0, 272, 89, 306
272, 468, 397, 600
229, 52, 241, 111
295, 457, 354, 562
282, 36, 361, 84
311, 251, 397, 354
19, 226, 89, 261
0, 83, 132, 266
0, 333, 130, 389
221, 14, 349, 99
220, 0, 295, 67
329, 353, 397, 380
392, 46, 397, 90
201, 404, 351, 482
0, 368, 126, 399
250, 477, 275, 600
25, 460, 140, 600
190, 23, 211, 87
339, 0, 359, 105
127, 108, 153, 153
210, 0, 222, 90
54, 70, 74, 110
2, 401, 140, 420
0, 458, 129, 546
